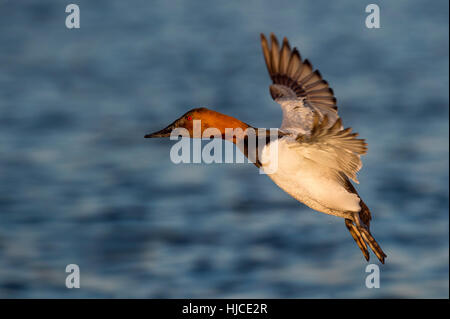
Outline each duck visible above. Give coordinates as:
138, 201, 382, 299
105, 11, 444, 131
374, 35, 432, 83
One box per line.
145, 33, 386, 264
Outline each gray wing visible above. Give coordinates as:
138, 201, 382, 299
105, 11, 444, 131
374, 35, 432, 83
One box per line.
261, 33, 339, 134
289, 113, 368, 183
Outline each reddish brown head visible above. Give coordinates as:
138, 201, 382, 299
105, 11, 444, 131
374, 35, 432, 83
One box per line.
144, 107, 250, 140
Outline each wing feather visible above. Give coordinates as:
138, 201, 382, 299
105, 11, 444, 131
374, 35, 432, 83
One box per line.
279, 37, 291, 75
270, 33, 280, 74
260, 34, 273, 75
287, 49, 302, 78
260, 33, 339, 133
290, 114, 368, 183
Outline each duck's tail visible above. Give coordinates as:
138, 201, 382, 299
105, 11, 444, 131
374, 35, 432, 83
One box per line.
344, 203, 386, 264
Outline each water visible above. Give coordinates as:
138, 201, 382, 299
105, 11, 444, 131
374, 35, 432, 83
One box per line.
0, 0, 448, 298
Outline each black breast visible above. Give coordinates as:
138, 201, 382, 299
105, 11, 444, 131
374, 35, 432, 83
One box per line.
242, 129, 286, 168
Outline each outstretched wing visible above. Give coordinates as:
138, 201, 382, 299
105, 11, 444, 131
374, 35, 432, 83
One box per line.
289, 114, 368, 183
261, 33, 338, 133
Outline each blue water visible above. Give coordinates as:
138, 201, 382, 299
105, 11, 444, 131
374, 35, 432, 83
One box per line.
0, 0, 448, 298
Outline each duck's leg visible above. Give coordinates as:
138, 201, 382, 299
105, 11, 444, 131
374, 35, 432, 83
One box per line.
352, 212, 387, 264
345, 218, 369, 261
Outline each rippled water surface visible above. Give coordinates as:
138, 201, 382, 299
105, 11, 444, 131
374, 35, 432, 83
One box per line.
0, 0, 448, 298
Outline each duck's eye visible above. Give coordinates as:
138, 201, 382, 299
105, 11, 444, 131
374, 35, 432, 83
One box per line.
186, 116, 192, 121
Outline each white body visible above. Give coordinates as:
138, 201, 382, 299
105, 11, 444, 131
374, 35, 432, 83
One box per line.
260, 136, 361, 219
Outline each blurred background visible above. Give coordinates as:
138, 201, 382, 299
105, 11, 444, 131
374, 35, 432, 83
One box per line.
0, 0, 448, 298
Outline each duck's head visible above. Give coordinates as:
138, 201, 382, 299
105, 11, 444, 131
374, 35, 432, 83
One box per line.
144, 107, 249, 139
